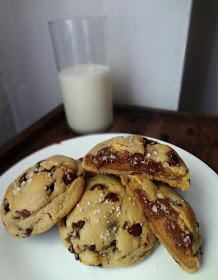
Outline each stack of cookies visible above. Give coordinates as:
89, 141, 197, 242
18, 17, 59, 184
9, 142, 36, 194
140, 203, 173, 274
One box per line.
0, 135, 203, 273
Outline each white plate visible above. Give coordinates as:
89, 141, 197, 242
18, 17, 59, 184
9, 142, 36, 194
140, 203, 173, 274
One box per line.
0, 133, 217, 280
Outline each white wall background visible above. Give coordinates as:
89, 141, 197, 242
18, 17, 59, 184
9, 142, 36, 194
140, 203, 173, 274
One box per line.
0, 0, 192, 141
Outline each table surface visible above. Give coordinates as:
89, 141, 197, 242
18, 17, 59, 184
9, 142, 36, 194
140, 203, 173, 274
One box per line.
0, 104, 217, 175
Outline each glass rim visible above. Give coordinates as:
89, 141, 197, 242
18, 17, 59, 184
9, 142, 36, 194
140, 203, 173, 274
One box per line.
48, 15, 108, 26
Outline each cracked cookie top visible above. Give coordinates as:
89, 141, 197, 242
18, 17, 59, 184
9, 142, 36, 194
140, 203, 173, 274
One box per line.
1, 155, 85, 238
82, 135, 190, 191
58, 174, 158, 267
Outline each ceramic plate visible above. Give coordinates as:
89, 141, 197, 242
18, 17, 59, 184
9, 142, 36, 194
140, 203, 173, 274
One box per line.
0, 133, 217, 280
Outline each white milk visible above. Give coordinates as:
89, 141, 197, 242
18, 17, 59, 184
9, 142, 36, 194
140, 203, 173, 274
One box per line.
58, 64, 113, 134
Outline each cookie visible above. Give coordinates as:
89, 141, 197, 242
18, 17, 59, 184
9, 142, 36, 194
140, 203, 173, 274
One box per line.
58, 174, 158, 267
82, 135, 190, 191
121, 175, 202, 273
1, 155, 85, 238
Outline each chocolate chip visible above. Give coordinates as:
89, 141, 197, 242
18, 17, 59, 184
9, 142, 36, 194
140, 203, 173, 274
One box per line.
167, 150, 180, 166
86, 244, 96, 251
25, 228, 32, 236
104, 193, 119, 202
15, 209, 31, 218
19, 173, 27, 185
45, 183, 54, 192
63, 172, 77, 185
143, 137, 157, 147
127, 223, 142, 236
91, 184, 105, 191
65, 235, 72, 243
4, 200, 9, 212
75, 253, 80, 261
68, 245, 75, 254
110, 240, 116, 246
72, 220, 85, 238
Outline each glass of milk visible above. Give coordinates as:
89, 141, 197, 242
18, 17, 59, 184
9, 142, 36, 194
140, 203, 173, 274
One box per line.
49, 17, 113, 134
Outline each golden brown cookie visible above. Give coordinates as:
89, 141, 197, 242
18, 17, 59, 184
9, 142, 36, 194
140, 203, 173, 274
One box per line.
82, 135, 190, 191
1, 155, 85, 238
58, 174, 158, 267
121, 175, 202, 273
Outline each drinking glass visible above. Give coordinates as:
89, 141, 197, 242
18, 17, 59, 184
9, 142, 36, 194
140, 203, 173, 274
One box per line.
49, 16, 113, 134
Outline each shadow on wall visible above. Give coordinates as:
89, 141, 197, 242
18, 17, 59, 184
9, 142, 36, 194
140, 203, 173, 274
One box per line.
179, 0, 218, 116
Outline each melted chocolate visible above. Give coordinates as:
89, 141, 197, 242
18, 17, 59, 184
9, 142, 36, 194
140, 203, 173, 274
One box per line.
135, 189, 178, 219
15, 209, 31, 218
128, 223, 142, 236
104, 193, 119, 202
63, 172, 77, 185
166, 220, 193, 252
167, 150, 180, 166
86, 147, 163, 174
86, 244, 96, 251
25, 228, 33, 236
135, 189, 193, 252
72, 220, 85, 238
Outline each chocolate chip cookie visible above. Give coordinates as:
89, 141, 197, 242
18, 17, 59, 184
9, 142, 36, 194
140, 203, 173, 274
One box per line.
1, 155, 85, 238
58, 174, 158, 267
82, 135, 190, 191
121, 175, 202, 273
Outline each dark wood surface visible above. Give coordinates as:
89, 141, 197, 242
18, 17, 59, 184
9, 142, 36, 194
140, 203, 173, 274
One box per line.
0, 104, 217, 175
